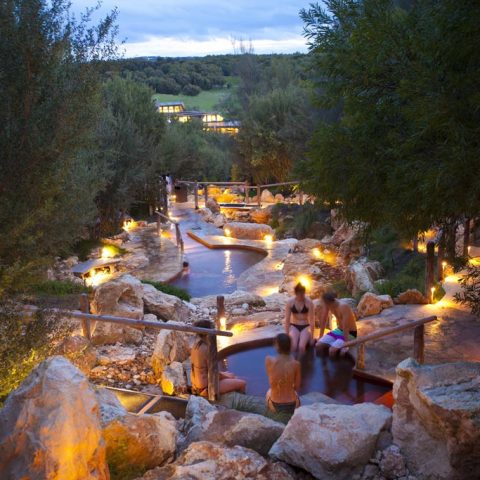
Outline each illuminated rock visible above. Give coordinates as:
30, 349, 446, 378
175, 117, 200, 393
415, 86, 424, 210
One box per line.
269, 402, 392, 479
191, 290, 265, 309
205, 198, 220, 214
137, 441, 294, 480
260, 188, 275, 203
160, 361, 187, 395
103, 412, 177, 477
0, 357, 108, 480
249, 207, 272, 224
357, 292, 394, 317
59, 334, 97, 373
393, 358, 480, 479
223, 221, 274, 240
394, 289, 428, 305
142, 283, 189, 321
346, 258, 384, 297
95, 387, 127, 427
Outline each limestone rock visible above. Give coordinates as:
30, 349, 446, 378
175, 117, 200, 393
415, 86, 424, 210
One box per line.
206, 198, 220, 214
97, 344, 136, 366
249, 207, 271, 224
137, 441, 294, 480
191, 289, 265, 308
213, 213, 226, 228
346, 258, 384, 297
95, 387, 128, 427
0, 357, 108, 480
59, 334, 97, 373
260, 188, 275, 203
275, 193, 285, 203
395, 289, 428, 305
392, 358, 480, 480
91, 320, 143, 346
300, 391, 340, 406
183, 395, 217, 443
161, 361, 187, 395
142, 283, 189, 321
269, 402, 392, 480
224, 221, 274, 240
358, 292, 394, 317
294, 238, 323, 253
379, 445, 407, 479
151, 321, 191, 377
104, 412, 177, 476
198, 207, 214, 222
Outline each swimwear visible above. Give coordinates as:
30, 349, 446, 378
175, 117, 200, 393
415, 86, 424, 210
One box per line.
267, 395, 300, 415
291, 302, 309, 314
319, 328, 358, 349
291, 323, 309, 332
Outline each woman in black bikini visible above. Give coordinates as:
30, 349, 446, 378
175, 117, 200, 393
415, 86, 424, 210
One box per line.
284, 283, 315, 353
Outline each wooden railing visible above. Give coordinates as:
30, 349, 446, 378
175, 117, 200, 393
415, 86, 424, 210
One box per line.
24, 294, 232, 401
343, 315, 437, 370
155, 210, 184, 251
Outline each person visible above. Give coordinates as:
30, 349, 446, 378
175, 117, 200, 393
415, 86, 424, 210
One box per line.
316, 291, 358, 357
190, 319, 246, 397
265, 333, 301, 414
284, 283, 315, 353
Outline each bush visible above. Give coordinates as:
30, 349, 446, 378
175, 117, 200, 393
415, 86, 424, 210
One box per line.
74, 239, 102, 261
181, 83, 201, 96
141, 280, 191, 302
28, 280, 91, 296
454, 265, 480, 317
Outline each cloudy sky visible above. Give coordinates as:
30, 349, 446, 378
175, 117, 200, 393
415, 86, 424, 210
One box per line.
71, 0, 311, 57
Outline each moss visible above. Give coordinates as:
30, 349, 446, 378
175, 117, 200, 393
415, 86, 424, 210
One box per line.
141, 280, 191, 302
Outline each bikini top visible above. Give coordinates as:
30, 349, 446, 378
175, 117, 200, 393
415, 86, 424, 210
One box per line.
291, 302, 309, 314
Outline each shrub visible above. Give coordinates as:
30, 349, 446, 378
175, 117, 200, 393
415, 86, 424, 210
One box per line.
454, 265, 480, 317
28, 280, 91, 296
141, 280, 191, 302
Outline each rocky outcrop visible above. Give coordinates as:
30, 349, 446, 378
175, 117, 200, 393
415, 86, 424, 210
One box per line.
137, 441, 294, 480
269, 402, 392, 480
260, 188, 275, 203
151, 321, 191, 378
161, 361, 187, 395
191, 290, 266, 309
97, 344, 137, 366
395, 289, 428, 305
95, 387, 128, 427
206, 198, 220, 214
183, 396, 284, 457
224, 221, 274, 240
104, 412, 177, 477
198, 207, 214, 223
357, 292, 394, 317
346, 258, 384, 297
59, 334, 97, 373
142, 283, 189, 321
213, 213, 226, 228
0, 357, 108, 480
249, 207, 272, 224
392, 358, 480, 480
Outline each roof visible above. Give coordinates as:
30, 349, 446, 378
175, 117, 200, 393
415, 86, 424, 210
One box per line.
155, 101, 185, 108
71, 258, 121, 276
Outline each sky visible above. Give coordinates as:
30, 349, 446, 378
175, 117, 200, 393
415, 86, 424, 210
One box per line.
71, 0, 311, 57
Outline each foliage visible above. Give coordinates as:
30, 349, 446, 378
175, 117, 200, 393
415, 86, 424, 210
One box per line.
454, 266, 480, 317
0, 300, 72, 404
0, 0, 118, 292
27, 280, 91, 296
300, 1, 480, 238
141, 280, 191, 302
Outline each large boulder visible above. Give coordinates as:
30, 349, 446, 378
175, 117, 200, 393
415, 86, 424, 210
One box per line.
161, 361, 187, 395
205, 198, 220, 214
183, 396, 284, 456
142, 283, 189, 321
260, 188, 275, 203
395, 289, 428, 305
269, 402, 392, 480
191, 289, 265, 309
249, 207, 272, 224
95, 387, 128, 427
137, 441, 294, 480
0, 357, 108, 480
345, 258, 384, 297
103, 412, 177, 477
59, 334, 97, 373
392, 358, 480, 480
357, 292, 394, 317
151, 321, 191, 378
198, 207, 214, 223
213, 213, 226, 228
224, 222, 274, 241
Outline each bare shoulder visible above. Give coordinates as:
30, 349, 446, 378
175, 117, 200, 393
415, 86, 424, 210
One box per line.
306, 296, 315, 306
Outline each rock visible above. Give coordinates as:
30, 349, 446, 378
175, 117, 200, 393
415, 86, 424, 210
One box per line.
206, 198, 220, 214
59, 335, 97, 373
144, 313, 159, 322
142, 283, 189, 321
183, 396, 284, 456
151, 321, 191, 377
213, 213, 226, 228
224, 222, 274, 241
346, 258, 384, 297
137, 441, 294, 480
357, 292, 394, 317
95, 387, 127, 427
379, 445, 407, 479
198, 207, 214, 222
231, 307, 247, 315
269, 402, 392, 480
97, 344, 136, 366
249, 207, 271, 224
362, 463, 381, 480
299, 392, 340, 406
103, 412, 177, 477
0, 357, 108, 480
260, 188, 275, 203
294, 238, 323, 253
394, 289, 428, 305
183, 395, 217, 443
275, 193, 285, 203
191, 290, 265, 308
161, 361, 187, 395
392, 358, 480, 480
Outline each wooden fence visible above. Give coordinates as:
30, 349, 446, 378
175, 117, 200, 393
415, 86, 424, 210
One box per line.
155, 210, 184, 251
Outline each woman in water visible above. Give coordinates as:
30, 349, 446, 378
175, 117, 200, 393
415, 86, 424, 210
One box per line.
265, 333, 301, 414
190, 319, 246, 397
284, 283, 315, 353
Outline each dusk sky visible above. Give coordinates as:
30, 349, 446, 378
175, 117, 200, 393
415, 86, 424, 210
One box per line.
71, 0, 311, 57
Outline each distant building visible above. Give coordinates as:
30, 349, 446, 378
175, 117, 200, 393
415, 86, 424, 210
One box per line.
155, 100, 240, 135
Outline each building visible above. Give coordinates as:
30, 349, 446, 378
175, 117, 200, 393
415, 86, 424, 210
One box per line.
155, 100, 240, 135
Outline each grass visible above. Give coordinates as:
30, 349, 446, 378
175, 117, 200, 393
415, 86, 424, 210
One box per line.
153, 88, 229, 113
28, 280, 91, 296
141, 280, 191, 302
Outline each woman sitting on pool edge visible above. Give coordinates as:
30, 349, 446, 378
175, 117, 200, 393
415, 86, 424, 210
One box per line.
265, 333, 301, 414
285, 283, 315, 353
190, 319, 246, 397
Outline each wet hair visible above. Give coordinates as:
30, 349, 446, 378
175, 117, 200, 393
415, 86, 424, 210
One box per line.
322, 291, 338, 304
294, 283, 306, 295
275, 333, 291, 354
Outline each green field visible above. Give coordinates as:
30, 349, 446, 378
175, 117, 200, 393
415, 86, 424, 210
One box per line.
153, 76, 238, 113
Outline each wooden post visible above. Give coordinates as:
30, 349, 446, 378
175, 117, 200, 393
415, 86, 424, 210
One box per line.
156, 216, 161, 237
257, 185, 261, 207
357, 343, 366, 370
425, 241, 435, 303
79, 294, 91, 340
175, 223, 182, 249
464, 218, 471, 257
207, 335, 219, 401
245, 186, 249, 204
299, 191, 304, 205
437, 241, 444, 282
194, 182, 199, 210
412, 235, 418, 252
205, 184, 209, 204
216, 295, 225, 331
413, 324, 425, 364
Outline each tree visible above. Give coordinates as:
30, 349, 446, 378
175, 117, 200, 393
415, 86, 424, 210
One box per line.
300, 1, 480, 245
0, 0, 118, 292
